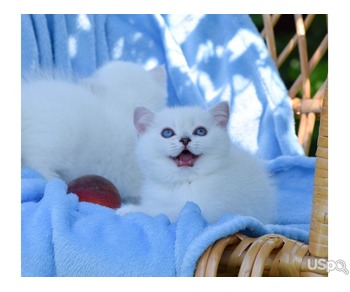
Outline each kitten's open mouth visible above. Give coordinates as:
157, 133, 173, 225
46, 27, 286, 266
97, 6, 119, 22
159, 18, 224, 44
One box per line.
171, 150, 200, 167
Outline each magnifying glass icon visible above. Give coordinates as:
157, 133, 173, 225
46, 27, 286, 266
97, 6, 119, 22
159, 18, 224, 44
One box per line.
335, 260, 349, 275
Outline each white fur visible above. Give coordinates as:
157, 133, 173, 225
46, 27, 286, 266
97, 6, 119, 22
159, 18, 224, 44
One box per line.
21, 61, 167, 203
117, 102, 276, 223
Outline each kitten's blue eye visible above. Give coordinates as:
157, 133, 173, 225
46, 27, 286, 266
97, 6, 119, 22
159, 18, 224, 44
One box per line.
161, 128, 175, 138
193, 127, 207, 136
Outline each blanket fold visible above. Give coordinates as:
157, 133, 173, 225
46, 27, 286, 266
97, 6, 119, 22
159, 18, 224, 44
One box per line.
21, 14, 315, 277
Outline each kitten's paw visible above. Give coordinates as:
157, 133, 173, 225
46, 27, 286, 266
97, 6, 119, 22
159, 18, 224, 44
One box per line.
116, 205, 143, 216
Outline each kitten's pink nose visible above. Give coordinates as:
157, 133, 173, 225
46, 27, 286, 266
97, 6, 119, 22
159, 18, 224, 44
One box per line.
179, 137, 191, 146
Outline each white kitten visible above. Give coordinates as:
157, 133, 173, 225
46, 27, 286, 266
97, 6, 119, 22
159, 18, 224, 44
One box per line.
117, 102, 276, 223
21, 61, 167, 203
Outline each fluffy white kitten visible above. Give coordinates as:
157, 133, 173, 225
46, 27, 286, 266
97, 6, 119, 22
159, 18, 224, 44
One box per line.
117, 102, 276, 223
22, 61, 167, 203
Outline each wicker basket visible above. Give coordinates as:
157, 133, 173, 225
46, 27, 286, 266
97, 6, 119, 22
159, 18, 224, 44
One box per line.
195, 14, 328, 277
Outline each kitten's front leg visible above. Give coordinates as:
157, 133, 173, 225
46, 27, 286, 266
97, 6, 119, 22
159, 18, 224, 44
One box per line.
116, 203, 180, 222
116, 204, 148, 216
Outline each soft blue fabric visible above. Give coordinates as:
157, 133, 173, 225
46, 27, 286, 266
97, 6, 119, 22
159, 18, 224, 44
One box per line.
21, 14, 315, 277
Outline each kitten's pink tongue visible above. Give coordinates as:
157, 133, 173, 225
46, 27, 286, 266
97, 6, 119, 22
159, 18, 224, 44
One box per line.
177, 151, 195, 167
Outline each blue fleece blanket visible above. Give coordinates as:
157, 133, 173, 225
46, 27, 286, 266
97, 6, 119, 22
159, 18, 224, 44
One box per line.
21, 14, 315, 277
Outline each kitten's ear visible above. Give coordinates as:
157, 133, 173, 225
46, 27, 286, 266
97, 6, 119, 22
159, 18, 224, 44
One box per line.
134, 106, 155, 134
209, 101, 230, 128
148, 65, 167, 88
